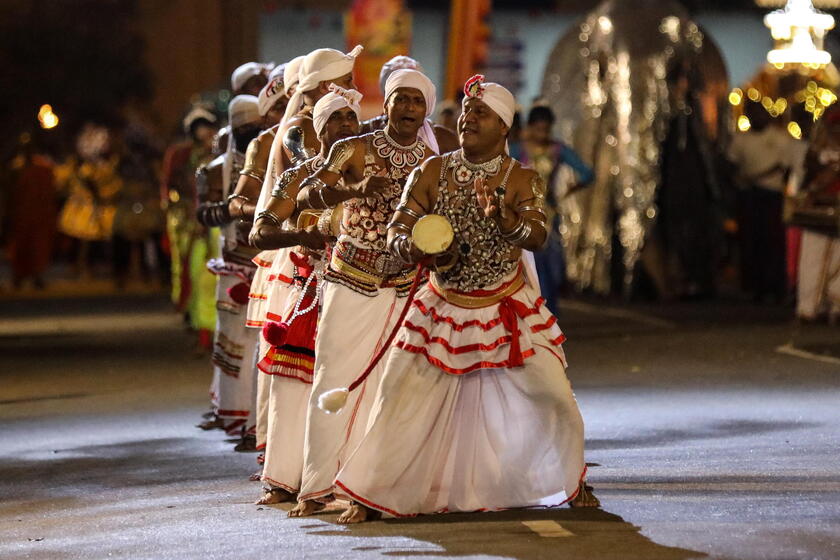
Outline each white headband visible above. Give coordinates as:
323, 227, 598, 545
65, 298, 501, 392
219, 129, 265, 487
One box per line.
228, 95, 261, 129
312, 85, 362, 137
182, 106, 217, 134
312, 84, 362, 136
258, 76, 286, 117
283, 56, 305, 96
231, 62, 267, 92
379, 55, 423, 94
463, 74, 515, 128
280, 46, 363, 131
297, 45, 363, 93
384, 68, 439, 154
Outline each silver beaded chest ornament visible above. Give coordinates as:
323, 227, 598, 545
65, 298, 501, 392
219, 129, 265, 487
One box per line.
451, 149, 504, 188
432, 153, 520, 291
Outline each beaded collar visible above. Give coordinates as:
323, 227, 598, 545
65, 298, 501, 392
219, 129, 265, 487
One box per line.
451, 149, 504, 188
371, 129, 426, 172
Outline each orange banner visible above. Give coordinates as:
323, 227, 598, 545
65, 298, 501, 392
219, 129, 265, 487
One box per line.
345, 0, 412, 117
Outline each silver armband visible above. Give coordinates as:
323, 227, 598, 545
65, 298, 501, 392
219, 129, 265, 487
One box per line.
395, 205, 423, 221
386, 221, 412, 233
256, 210, 284, 228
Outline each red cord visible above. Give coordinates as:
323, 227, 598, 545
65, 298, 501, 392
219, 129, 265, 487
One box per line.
347, 263, 426, 392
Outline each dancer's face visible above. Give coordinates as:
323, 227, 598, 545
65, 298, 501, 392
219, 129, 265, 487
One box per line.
458, 98, 508, 152
323, 73, 356, 93
385, 87, 426, 139
241, 74, 268, 97
322, 107, 360, 148
264, 94, 290, 127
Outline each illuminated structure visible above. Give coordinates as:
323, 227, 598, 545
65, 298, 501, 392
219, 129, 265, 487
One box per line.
728, 0, 838, 140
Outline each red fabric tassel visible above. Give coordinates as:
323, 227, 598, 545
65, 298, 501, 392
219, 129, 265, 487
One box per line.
263, 321, 289, 347
227, 281, 251, 304
497, 296, 532, 368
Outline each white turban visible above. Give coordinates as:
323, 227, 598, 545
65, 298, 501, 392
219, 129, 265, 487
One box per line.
379, 55, 423, 94
268, 62, 285, 81
384, 68, 439, 154
312, 86, 362, 137
280, 46, 363, 127
283, 56, 305, 96
258, 76, 287, 117
224, 95, 260, 197
231, 62, 267, 92
182, 106, 217, 134
463, 74, 515, 128
228, 95, 261, 129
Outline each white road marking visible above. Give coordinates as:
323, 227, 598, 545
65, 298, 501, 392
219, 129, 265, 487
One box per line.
775, 343, 840, 366
522, 520, 575, 537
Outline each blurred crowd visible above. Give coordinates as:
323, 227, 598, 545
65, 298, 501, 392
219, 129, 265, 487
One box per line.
3, 60, 840, 326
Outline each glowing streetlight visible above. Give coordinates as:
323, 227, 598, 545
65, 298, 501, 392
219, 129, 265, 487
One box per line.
38, 104, 59, 129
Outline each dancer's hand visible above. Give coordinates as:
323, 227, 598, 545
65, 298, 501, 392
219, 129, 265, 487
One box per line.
474, 177, 516, 231
351, 170, 391, 198
299, 225, 331, 251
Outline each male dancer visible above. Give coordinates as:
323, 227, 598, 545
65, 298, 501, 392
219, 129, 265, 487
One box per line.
289, 68, 438, 517
225, 61, 294, 453
248, 87, 363, 503
360, 55, 459, 153
334, 76, 598, 523
195, 95, 263, 435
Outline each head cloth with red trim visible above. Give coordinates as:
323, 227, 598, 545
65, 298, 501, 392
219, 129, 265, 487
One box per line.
463, 74, 515, 128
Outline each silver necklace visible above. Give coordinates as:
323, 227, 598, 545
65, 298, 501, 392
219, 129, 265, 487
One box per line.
372, 129, 425, 171
452, 149, 503, 188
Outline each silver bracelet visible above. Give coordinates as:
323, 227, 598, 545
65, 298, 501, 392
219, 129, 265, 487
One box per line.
517, 205, 546, 216
315, 186, 330, 208
398, 235, 414, 264
395, 205, 423, 220
386, 221, 412, 233
387, 233, 405, 259
514, 221, 533, 245
501, 217, 532, 245
256, 210, 283, 228
500, 216, 526, 241
389, 233, 413, 264
227, 193, 252, 204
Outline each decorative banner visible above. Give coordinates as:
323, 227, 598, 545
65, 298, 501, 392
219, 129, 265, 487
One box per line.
345, 0, 412, 117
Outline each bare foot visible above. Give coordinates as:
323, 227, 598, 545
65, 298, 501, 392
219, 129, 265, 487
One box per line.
569, 482, 600, 508
249, 470, 263, 482
256, 487, 296, 505
337, 502, 381, 524
287, 499, 326, 517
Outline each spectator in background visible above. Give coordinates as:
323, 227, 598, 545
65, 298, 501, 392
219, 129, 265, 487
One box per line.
4, 133, 57, 289
160, 106, 218, 344
55, 124, 122, 279
793, 106, 840, 320
728, 101, 802, 303
112, 125, 165, 289
435, 99, 459, 135
519, 105, 594, 315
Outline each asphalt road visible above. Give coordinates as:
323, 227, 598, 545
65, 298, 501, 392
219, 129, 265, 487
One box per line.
0, 295, 838, 560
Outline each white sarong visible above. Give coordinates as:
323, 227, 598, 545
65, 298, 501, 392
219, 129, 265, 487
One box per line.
298, 281, 400, 502
211, 273, 260, 433
334, 269, 585, 516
